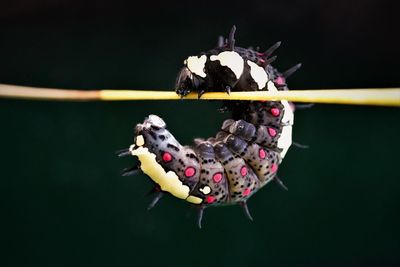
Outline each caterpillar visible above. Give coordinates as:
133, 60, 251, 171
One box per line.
117, 26, 303, 228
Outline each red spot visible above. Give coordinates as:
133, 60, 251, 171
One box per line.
212, 173, 223, 183
271, 163, 278, 173
259, 149, 266, 159
184, 167, 196, 177
268, 127, 277, 137
270, 107, 280, 117
162, 152, 172, 162
243, 188, 251, 196
240, 166, 247, 177
206, 196, 216, 204
275, 76, 286, 86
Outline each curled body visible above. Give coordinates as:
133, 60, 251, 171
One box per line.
119, 26, 301, 228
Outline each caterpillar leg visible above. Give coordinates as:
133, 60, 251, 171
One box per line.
239, 201, 254, 221
197, 206, 205, 229
120, 165, 140, 177
147, 191, 164, 211
220, 132, 280, 186
294, 103, 314, 109
116, 148, 131, 157
274, 176, 288, 191
221, 119, 282, 154
292, 142, 310, 149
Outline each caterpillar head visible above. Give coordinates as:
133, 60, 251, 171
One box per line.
175, 55, 208, 97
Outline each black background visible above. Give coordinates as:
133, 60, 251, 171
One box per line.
1, 1, 399, 266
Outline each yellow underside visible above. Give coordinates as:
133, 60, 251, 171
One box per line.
130, 145, 202, 204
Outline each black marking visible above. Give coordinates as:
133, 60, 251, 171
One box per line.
167, 143, 180, 152
151, 125, 161, 131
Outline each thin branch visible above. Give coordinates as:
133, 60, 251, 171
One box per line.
0, 83, 399, 107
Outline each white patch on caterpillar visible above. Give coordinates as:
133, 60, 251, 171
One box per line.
186, 195, 202, 204
247, 60, 268, 90
278, 125, 292, 159
131, 147, 188, 198
135, 135, 145, 146
210, 51, 244, 79
281, 100, 294, 125
267, 80, 277, 92
147, 114, 166, 128
199, 186, 211, 195
266, 80, 294, 158
185, 55, 207, 78
266, 81, 294, 125
130, 146, 202, 204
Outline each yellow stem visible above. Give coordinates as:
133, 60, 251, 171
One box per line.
0, 83, 399, 107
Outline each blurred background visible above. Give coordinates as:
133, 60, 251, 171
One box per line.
0, 1, 399, 266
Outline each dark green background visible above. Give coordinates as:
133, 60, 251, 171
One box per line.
1, 1, 399, 266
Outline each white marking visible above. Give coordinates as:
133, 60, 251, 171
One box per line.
281, 100, 294, 125
266, 79, 294, 158
147, 114, 166, 128
185, 55, 207, 78
186, 195, 203, 204
129, 144, 136, 155
130, 146, 202, 204
278, 125, 292, 159
247, 60, 269, 90
267, 80, 277, 92
266, 82, 294, 125
210, 51, 244, 79
135, 135, 144, 146
199, 186, 211, 195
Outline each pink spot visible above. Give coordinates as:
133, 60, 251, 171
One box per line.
212, 173, 223, 183
270, 107, 280, 117
271, 163, 278, 173
259, 58, 265, 64
259, 149, 266, 159
184, 167, 196, 177
162, 152, 172, 162
268, 127, 277, 137
243, 188, 251, 196
240, 166, 247, 177
275, 76, 286, 86
206, 196, 216, 204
